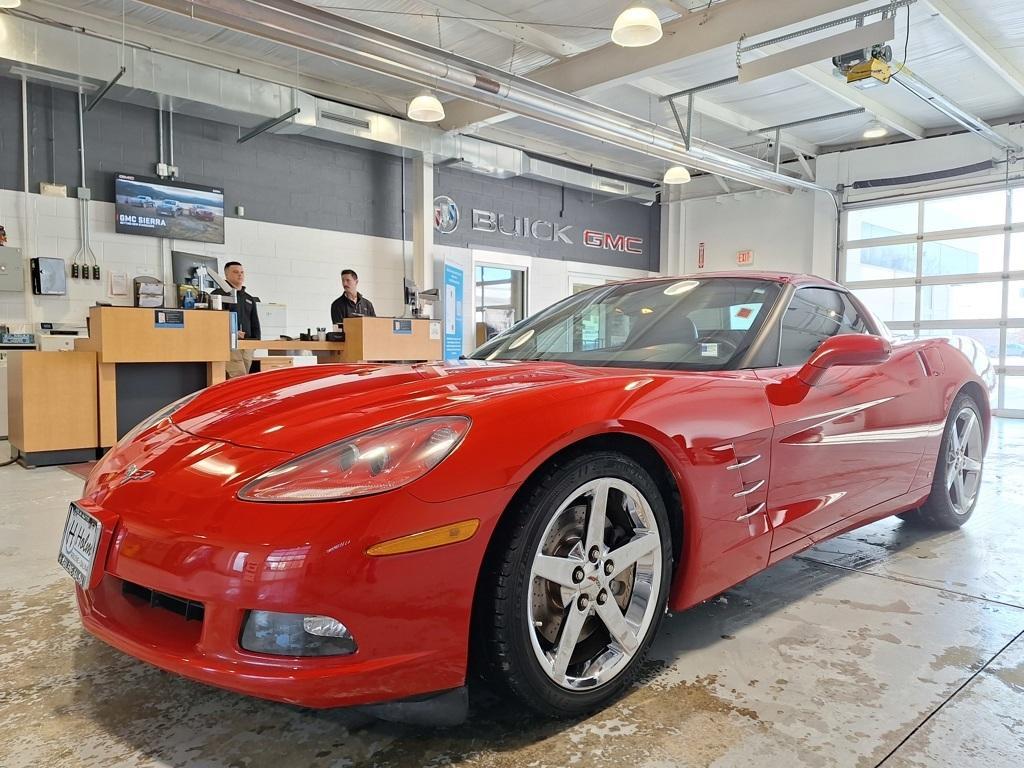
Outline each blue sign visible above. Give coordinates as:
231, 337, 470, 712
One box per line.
444, 263, 464, 361
392, 319, 413, 335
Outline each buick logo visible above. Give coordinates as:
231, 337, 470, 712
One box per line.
121, 464, 155, 484
433, 195, 459, 234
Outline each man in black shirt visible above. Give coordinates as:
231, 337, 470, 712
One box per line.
214, 260, 261, 378
331, 268, 376, 325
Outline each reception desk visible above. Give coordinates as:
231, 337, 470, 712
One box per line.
76, 307, 230, 449
239, 316, 442, 364
7, 313, 436, 467
7, 350, 100, 466
7, 306, 230, 466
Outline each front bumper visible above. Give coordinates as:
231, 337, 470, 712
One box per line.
74, 431, 512, 709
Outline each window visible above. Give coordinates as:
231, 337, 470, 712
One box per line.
474, 265, 525, 343
847, 202, 918, 240
843, 187, 1024, 416
853, 286, 916, 322
922, 235, 1005, 276
845, 243, 917, 281
778, 288, 868, 367
472, 278, 779, 371
923, 190, 1006, 233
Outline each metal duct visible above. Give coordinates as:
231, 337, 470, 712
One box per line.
522, 157, 656, 200
0, 12, 654, 201
136, 0, 826, 195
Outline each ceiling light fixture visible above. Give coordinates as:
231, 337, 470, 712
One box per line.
862, 121, 888, 139
611, 6, 663, 48
0, 0, 22, 8
662, 166, 691, 185
407, 93, 445, 123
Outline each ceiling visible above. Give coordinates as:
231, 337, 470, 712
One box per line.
7, 0, 1024, 182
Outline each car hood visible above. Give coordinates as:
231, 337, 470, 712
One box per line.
174, 360, 600, 454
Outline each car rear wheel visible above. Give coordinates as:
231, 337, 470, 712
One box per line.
903, 393, 984, 529
479, 452, 672, 717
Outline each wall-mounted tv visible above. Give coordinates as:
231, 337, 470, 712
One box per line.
115, 173, 225, 244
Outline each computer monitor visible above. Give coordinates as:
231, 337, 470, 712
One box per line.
171, 251, 219, 289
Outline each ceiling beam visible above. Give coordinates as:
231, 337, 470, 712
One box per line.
631, 76, 820, 157
442, 0, 859, 130
925, 0, 1024, 100
783, 62, 926, 140
428, 0, 584, 60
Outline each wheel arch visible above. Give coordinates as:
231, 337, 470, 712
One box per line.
957, 380, 991, 450
466, 429, 690, 682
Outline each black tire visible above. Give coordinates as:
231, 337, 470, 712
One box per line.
902, 392, 984, 530
477, 451, 673, 718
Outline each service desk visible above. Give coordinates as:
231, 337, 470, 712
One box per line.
75, 306, 230, 449
239, 316, 442, 364
7, 350, 99, 466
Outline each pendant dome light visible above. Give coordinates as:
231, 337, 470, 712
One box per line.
662, 166, 691, 185
611, 6, 663, 48
407, 93, 445, 123
862, 121, 888, 139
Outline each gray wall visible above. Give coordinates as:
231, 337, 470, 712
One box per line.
0, 77, 659, 268
0, 77, 408, 238
435, 168, 659, 271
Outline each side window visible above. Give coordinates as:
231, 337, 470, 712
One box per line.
778, 288, 868, 367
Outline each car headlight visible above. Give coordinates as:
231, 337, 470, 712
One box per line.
117, 391, 201, 447
237, 416, 471, 502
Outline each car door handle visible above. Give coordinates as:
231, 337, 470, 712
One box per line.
733, 479, 765, 498
726, 454, 762, 471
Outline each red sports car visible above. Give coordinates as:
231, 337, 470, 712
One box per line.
60, 273, 989, 724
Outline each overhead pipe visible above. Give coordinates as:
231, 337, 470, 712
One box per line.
137, 0, 828, 195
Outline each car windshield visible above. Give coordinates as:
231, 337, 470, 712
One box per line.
471, 277, 782, 370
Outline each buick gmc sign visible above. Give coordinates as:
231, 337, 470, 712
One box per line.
434, 195, 645, 256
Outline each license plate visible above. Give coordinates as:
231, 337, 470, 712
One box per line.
58, 504, 102, 588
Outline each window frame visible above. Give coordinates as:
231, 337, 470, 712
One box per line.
841, 186, 1024, 417
751, 285, 877, 370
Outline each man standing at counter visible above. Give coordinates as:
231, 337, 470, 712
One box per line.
215, 260, 261, 378
331, 268, 376, 324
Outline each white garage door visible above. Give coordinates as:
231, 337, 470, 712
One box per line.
842, 187, 1024, 418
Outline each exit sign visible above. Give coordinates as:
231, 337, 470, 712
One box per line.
736, 250, 754, 265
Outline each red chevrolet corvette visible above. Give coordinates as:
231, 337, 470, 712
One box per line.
60, 272, 989, 724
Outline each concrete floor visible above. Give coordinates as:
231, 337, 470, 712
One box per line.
1, 421, 1022, 768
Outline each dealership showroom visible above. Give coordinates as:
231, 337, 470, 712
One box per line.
3, 0, 1024, 765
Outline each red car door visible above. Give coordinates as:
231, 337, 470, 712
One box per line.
754, 287, 933, 553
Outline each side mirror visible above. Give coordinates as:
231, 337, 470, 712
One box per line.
796, 334, 891, 386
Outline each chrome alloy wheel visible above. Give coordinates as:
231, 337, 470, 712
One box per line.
947, 406, 984, 516
527, 477, 663, 691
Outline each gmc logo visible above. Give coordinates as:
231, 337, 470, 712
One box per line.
583, 230, 644, 255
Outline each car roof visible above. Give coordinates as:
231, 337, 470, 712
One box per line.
607, 271, 843, 290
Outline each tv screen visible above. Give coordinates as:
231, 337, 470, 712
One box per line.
115, 174, 225, 244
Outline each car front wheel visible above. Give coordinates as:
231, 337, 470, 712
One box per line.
480, 452, 673, 717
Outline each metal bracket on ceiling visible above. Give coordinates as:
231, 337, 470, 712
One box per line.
237, 107, 301, 144
86, 66, 126, 112
666, 95, 693, 152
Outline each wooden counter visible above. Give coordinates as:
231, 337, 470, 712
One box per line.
7, 351, 99, 467
75, 307, 231, 449
239, 317, 442, 364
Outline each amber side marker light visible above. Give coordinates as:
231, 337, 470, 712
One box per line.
366, 519, 480, 556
